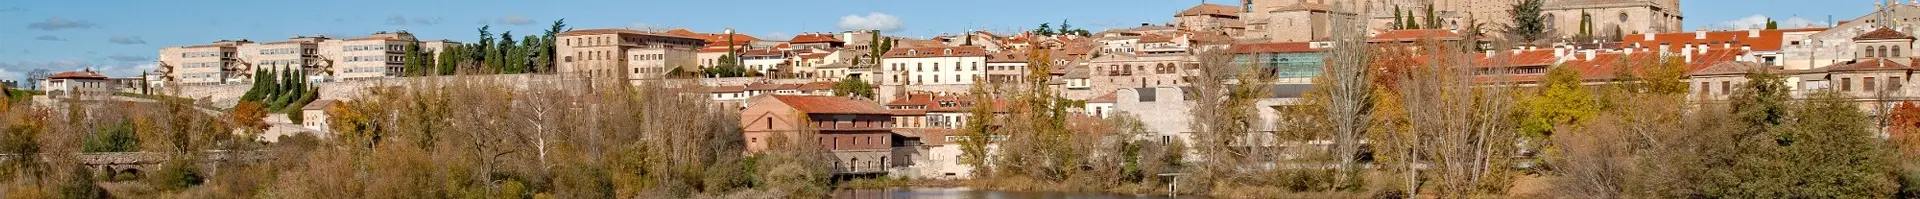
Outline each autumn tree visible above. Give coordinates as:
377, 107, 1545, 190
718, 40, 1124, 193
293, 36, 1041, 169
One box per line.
1323, 1, 1375, 187
1520, 65, 1598, 170
959, 79, 998, 177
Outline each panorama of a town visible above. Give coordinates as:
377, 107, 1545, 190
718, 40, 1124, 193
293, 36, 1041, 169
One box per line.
0, 0, 1917, 198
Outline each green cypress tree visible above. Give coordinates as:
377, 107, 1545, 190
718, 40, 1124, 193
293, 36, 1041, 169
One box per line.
1395, 7, 1405, 30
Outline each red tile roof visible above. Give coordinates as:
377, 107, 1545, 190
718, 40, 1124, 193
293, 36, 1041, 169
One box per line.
1176, 4, 1240, 17
1139, 34, 1175, 43
1691, 61, 1770, 76
884, 46, 988, 58
1826, 58, 1916, 72
1621, 29, 1801, 52
797, 82, 836, 91
768, 95, 890, 115
1369, 29, 1462, 42
558, 29, 704, 41
789, 33, 843, 44
48, 71, 107, 79
1232, 42, 1318, 53
1855, 28, 1916, 40
1087, 91, 1118, 103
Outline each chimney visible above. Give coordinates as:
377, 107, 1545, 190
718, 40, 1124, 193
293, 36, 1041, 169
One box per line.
1681, 44, 1692, 55
1685, 51, 1695, 63
1555, 46, 1568, 58
1724, 42, 1732, 49
1644, 33, 1656, 41
1659, 43, 1670, 53
1584, 50, 1597, 61
1700, 45, 1710, 54
1742, 44, 1753, 52
1486, 50, 1495, 57
1626, 47, 1636, 55
1748, 29, 1761, 38
1512, 48, 1523, 55
1695, 30, 1707, 39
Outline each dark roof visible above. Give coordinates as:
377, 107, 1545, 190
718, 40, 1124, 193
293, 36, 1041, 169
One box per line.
1826, 58, 1915, 72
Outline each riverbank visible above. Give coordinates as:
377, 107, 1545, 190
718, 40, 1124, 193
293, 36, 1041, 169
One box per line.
835, 177, 1381, 199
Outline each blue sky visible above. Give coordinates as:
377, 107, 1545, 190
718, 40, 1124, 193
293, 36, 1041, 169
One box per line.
0, 0, 1885, 81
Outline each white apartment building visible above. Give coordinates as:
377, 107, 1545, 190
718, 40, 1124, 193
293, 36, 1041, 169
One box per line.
741, 49, 787, 74
880, 46, 989, 86
556, 29, 706, 81
159, 31, 459, 85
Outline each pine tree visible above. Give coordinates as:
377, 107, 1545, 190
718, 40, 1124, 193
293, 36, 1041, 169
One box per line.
1425, 4, 1439, 29
1508, 0, 1548, 43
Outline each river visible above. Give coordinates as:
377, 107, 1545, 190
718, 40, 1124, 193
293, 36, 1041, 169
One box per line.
833, 188, 1211, 199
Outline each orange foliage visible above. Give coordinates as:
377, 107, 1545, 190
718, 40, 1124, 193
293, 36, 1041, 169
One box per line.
230, 101, 270, 133
1889, 102, 1920, 156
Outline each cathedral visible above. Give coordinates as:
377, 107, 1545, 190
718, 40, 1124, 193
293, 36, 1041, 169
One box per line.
1195, 0, 1683, 42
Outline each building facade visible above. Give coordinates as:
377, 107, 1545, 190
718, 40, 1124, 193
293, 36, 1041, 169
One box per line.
741, 95, 897, 175
555, 29, 706, 81
880, 46, 990, 86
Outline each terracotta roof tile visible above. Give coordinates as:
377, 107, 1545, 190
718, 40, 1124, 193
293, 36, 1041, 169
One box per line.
1855, 28, 1916, 40
1826, 58, 1916, 72
769, 95, 890, 115
797, 82, 836, 91
1620, 29, 1804, 52
883, 46, 988, 58
1177, 4, 1240, 17
789, 34, 843, 44
1369, 29, 1462, 42
48, 71, 107, 79
1087, 91, 1118, 103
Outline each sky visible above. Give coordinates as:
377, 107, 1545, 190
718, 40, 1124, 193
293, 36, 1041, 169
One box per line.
0, 0, 1887, 82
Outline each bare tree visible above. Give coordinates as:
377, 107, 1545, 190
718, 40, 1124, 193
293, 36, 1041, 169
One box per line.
1396, 39, 1520, 198
1324, 0, 1376, 187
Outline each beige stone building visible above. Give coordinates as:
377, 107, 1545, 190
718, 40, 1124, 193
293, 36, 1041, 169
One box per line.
555, 29, 706, 81
158, 40, 246, 85
1230, 0, 1679, 42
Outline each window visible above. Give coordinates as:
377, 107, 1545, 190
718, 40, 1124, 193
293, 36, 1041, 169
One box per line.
1728, 80, 1743, 94
1894, 77, 1904, 90
1842, 78, 1853, 91
1868, 77, 1878, 91
1619, 13, 1630, 22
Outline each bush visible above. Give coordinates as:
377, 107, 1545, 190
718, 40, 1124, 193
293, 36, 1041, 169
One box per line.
58, 165, 107, 199
150, 160, 204, 191
82, 121, 139, 152
1901, 164, 1920, 199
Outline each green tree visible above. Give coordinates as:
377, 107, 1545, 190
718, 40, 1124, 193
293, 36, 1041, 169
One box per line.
959, 80, 997, 176
57, 165, 106, 199
1520, 66, 1598, 169
1035, 23, 1056, 36
831, 77, 875, 99
1424, 4, 1439, 29
1766, 18, 1779, 29
1508, 0, 1548, 43
1579, 11, 1594, 39
82, 121, 140, 152
1395, 6, 1405, 30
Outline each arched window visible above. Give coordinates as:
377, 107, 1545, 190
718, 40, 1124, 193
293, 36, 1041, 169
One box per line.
1868, 46, 1878, 58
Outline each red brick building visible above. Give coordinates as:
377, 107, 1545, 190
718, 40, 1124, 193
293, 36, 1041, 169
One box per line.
741, 95, 895, 174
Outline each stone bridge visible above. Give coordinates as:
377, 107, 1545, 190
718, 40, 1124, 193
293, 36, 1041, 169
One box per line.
0, 151, 272, 179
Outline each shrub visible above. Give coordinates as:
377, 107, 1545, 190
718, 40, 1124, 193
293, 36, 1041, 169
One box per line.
150, 160, 203, 191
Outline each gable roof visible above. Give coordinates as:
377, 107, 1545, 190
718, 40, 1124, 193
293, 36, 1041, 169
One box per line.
1177, 4, 1240, 17
768, 95, 890, 115
789, 34, 843, 44
884, 46, 988, 58
48, 70, 107, 79
1855, 28, 1916, 40
1087, 91, 1118, 103
1826, 58, 1915, 72
301, 100, 337, 110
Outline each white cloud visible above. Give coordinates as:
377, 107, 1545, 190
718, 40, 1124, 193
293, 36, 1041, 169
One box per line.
107, 36, 146, 44
838, 12, 903, 32
498, 14, 534, 25
26, 17, 95, 30
1719, 15, 1829, 30
386, 15, 408, 25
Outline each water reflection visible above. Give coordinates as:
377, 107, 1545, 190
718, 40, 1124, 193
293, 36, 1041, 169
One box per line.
834, 188, 1210, 199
